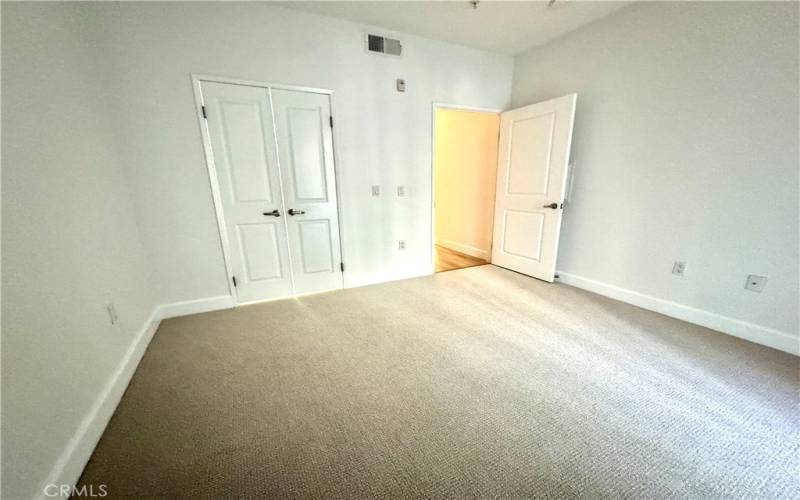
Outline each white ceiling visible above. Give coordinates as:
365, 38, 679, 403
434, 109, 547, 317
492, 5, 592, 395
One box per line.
275, 1, 633, 55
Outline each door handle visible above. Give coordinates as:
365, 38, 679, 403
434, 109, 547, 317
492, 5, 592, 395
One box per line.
542, 203, 559, 209
288, 208, 305, 216
263, 209, 280, 217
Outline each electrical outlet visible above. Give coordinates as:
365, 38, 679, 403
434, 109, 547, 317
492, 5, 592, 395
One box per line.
672, 261, 687, 277
106, 303, 118, 325
745, 274, 767, 293
398, 240, 406, 250
397, 185, 406, 197
371, 185, 381, 196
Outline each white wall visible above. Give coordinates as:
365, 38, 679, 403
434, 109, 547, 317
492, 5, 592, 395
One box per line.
4, 1, 795, 497
90, 2, 513, 302
512, 2, 799, 342
1, 4, 512, 496
1, 3, 159, 498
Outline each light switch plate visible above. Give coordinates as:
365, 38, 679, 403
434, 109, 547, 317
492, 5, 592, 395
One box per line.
372, 185, 381, 196
397, 185, 406, 197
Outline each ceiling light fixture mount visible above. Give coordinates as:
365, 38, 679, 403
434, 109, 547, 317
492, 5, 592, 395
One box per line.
548, 0, 557, 7
471, 0, 479, 9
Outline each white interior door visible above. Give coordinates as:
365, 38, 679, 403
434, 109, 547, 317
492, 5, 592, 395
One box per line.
491, 94, 577, 282
201, 81, 293, 302
270, 88, 344, 295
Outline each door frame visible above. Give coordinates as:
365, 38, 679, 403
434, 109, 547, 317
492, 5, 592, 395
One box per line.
191, 73, 347, 304
429, 102, 502, 274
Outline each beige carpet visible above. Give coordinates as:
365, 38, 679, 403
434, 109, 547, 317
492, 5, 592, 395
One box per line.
78, 265, 799, 499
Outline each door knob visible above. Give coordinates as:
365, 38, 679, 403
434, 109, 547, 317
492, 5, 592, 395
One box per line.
263, 209, 280, 217
543, 203, 559, 209
288, 208, 305, 216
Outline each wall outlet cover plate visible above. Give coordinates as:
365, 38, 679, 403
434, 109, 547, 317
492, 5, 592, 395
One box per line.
672, 261, 687, 276
745, 274, 767, 293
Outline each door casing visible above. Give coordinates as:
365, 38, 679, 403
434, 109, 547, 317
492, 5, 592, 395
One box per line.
191, 74, 347, 304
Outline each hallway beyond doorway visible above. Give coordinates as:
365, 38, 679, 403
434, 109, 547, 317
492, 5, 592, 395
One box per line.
435, 244, 488, 273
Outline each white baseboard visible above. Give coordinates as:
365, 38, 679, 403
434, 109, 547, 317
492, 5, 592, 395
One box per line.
556, 271, 799, 356
34, 270, 796, 499
156, 294, 235, 319
39, 308, 162, 499
345, 268, 432, 289
435, 239, 488, 259
38, 294, 237, 499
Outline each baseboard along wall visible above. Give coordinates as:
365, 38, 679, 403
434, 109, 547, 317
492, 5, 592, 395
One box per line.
38, 294, 237, 499
39, 309, 161, 499
435, 239, 489, 259
39, 268, 797, 498
556, 271, 799, 356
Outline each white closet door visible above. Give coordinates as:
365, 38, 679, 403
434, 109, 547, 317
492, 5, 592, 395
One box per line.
491, 94, 577, 282
201, 81, 293, 302
270, 89, 344, 295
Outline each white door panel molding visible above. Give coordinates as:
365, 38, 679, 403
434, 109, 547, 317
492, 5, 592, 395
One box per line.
492, 94, 577, 282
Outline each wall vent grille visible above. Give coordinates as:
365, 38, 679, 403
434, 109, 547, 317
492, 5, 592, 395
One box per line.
367, 34, 402, 56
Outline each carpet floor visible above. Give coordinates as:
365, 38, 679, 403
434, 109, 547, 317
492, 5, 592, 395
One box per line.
77, 265, 799, 499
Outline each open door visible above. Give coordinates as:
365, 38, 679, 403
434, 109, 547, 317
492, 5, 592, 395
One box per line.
491, 94, 577, 282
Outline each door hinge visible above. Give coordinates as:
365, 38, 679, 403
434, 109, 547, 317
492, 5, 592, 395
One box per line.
329, 116, 334, 128
232, 276, 237, 287
340, 262, 345, 272
202, 106, 207, 119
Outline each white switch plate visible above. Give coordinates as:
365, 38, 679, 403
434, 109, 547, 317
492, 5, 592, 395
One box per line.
397, 185, 406, 197
672, 261, 687, 277
398, 240, 406, 250
745, 274, 767, 293
371, 185, 381, 196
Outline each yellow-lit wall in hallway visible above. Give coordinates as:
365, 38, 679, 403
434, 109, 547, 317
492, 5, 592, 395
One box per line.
434, 108, 500, 259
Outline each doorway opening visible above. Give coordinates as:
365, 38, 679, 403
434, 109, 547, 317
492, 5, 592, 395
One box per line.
432, 106, 501, 273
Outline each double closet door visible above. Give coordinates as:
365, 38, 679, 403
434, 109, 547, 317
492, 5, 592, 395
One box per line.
200, 81, 343, 303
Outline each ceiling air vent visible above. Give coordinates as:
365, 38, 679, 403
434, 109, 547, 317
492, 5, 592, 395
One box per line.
367, 33, 402, 57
